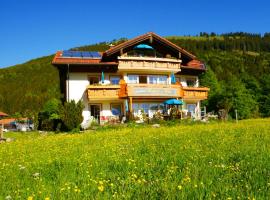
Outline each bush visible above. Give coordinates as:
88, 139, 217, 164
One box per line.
60, 100, 84, 131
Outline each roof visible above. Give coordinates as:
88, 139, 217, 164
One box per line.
0, 111, 8, 116
181, 59, 206, 71
52, 51, 118, 65
0, 118, 28, 125
104, 32, 196, 59
52, 32, 205, 71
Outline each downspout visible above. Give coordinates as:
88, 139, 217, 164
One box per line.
67, 64, 70, 102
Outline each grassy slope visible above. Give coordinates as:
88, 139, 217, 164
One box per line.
1, 119, 270, 199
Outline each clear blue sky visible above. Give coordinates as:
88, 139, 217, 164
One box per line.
0, 0, 269, 68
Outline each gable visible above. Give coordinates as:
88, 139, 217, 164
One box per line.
102, 32, 196, 64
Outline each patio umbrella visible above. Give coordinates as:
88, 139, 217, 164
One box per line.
134, 44, 154, 50
171, 73, 176, 84
164, 99, 183, 105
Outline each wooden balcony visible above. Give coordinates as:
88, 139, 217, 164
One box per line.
119, 81, 183, 98
118, 56, 181, 73
183, 87, 209, 100
87, 81, 209, 101
87, 85, 120, 101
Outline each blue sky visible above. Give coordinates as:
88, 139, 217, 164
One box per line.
0, 0, 269, 68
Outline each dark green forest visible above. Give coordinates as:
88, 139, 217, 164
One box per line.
0, 32, 270, 119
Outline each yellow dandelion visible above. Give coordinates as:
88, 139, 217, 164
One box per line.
45, 197, 50, 200
28, 197, 33, 200
98, 185, 104, 192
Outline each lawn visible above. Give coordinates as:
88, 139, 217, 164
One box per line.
1, 119, 270, 199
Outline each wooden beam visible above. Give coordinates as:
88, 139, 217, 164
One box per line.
129, 97, 133, 113
149, 35, 153, 43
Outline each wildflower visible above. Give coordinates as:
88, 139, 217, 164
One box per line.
98, 185, 104, 192
45, 198, 50, 200
27, 197, 33, 200
178, 185, 182, 190
5, 195, 12, 200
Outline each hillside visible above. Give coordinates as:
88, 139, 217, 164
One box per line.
1, 119, 270, 199
0, 33, 270, 118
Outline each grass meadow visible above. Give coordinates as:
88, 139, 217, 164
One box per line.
1, 119, 270, 199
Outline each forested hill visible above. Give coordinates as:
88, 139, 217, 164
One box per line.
0, 32, 270, 119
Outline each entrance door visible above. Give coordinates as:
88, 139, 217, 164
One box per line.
89, 104, 101, 123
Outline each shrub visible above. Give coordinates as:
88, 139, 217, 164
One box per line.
60, 100, 84, 131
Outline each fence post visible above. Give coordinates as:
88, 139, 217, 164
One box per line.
0, 123, 3, 139
235, 109, 238, 123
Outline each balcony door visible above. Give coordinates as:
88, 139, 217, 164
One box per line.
89, 104, 101, 123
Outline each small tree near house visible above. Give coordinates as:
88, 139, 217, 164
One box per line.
60, 100, 84, 131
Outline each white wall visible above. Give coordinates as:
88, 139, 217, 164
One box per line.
68, 73, 90, 127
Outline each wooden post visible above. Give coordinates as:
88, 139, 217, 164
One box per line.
0, 123, 3, 139
235, 109, 238, 123
129, 97, 133, 119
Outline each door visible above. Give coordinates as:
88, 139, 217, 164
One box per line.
89, 104, 101, 123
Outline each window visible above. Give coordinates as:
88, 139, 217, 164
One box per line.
159, 76, 167, 84
139, 75, 147, 84
148, 75, 167, 84
128, 75, 139, 84
149, 76, 158, 84
187, 104, 196, 114
132, 102, 164, 117
111, 104, 122, 116
88, 76, 99, 85
110, 76, 121, 85
186, 78, 197, 87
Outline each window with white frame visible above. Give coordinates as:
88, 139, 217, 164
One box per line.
148, 75, 167, 84
127, 75, 139, 84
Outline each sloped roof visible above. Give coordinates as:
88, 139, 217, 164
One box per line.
0, 118, 28, 125
104, 32, 196, 59
52, 51, 117, 65
0, 111, 8, 116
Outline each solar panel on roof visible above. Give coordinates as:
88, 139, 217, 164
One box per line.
72, 51, 82, 57
91, 52, 101, 58
81, 52, 92, 58
61, 50, 101, 58
62, 50, 73, 57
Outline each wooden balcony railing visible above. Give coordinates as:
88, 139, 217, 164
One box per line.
87, 80, 209, 101
87, 85, 120, 101
183, 87, 209, 100
118, 56, 181, 73
119, 80, 183, 98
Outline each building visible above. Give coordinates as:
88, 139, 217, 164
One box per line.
52, 32, 209, 126
0, 111, 8, 119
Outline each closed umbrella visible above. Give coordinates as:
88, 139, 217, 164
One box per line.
171, 73, 176, 84
101, 71, 105, 83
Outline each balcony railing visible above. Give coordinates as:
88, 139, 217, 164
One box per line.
118, 56, 181, 72
119, 81, 183, 98
87, 85, 120, 101
183, 87, 209, 100
87, 81, 209, 101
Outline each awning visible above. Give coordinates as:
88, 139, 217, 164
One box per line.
164, 99, 183, 105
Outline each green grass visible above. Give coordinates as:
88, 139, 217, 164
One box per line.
1, 119, 270, 199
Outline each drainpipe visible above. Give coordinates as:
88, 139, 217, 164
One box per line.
67, 64, 70, 102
